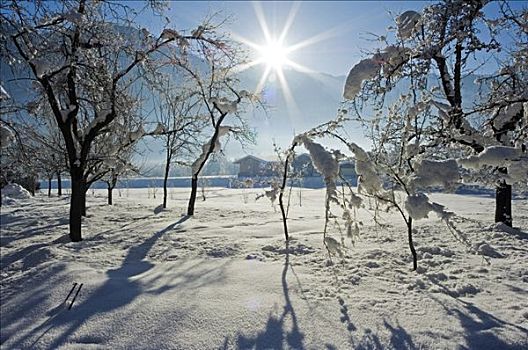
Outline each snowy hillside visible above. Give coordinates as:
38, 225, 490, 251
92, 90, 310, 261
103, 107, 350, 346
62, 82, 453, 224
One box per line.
1, 188, 527, 349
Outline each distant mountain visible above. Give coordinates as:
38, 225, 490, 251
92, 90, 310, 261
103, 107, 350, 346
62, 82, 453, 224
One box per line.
228, 67, 348, 159
229, 67, 486, 159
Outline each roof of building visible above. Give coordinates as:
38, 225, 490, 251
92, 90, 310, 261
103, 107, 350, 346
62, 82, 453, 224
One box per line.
233, 155, 268, 164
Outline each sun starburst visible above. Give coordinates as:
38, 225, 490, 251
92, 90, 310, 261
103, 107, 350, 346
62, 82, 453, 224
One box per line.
232, 2, 347, 119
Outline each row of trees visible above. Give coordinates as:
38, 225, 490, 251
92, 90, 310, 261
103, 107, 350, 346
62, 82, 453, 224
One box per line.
1, 0, 257, 241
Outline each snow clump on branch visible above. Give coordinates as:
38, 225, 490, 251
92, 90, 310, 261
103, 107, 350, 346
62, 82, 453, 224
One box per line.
404, 193, 449, 220
409, 159, 460, 191
396, 10, 421, 40
343, 46, 411, 99
294, 134, 339, 203
458, 146, 522, 170
191, 126, 231, 174
210, 97, 238, 114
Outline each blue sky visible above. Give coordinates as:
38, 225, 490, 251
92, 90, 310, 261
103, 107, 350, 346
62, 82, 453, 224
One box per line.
125, 0, 528, 162
132, 1, 432, 76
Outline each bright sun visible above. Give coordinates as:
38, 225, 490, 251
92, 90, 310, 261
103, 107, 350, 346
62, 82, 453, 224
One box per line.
258, 41, 289, 70
232, 2, 341, 107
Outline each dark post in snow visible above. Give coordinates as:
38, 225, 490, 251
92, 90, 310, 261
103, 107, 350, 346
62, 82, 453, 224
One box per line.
162, 149, 171, 209
106, 173, 118, 206
57, 171, 62, 196
407, 217, 417, 271
47, 175, 52, 197
495, 172, 512, 227
278, 143, 297, 241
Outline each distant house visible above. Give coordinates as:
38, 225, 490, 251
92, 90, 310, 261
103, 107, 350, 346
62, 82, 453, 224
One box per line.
292, 153, 317, 177
234, 155, 279, 178
339, 160, 356, 179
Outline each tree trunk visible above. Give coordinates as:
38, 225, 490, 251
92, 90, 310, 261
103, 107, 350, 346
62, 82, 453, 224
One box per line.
29, 177, 36, 196
48, 177, 52, 197
187, 175, 198, 216
81, 187, 87, 217
57, 171, 62, 196
185, 113, 229, 216
495, 179, 512, 227
107, 185, 113, 205
163, 156, 170, 209
407, 217, 417, 271
69, 172, 84, 242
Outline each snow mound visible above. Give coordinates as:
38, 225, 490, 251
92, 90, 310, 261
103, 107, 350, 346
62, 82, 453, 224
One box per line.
450, 283, 481, 297
473, 241, 505, 259
261, 241, 316, 256
491, 222, 525, 236
1, 197, 17, 206
417, 246, 455, 258
1, 184, 31, 199
205, 245, 239, 258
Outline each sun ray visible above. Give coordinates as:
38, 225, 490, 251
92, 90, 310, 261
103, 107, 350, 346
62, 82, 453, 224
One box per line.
282, 58, 313, 74
287, 21, 354, 53
232, 57, 265, 74
276, 67, 301, 124
254, 64, 272, 95
278, 2, 301, 45
252, 1, 272, 44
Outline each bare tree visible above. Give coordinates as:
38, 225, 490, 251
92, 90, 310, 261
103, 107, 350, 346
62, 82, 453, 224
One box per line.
1, 0, 234, 241
176, 46, 258, 216
152, 83, 205, 209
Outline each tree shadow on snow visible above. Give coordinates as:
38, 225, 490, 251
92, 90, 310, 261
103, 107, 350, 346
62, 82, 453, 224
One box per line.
19, 215, 194, 349
430, 293, 528, 350
235, 241, 305, 350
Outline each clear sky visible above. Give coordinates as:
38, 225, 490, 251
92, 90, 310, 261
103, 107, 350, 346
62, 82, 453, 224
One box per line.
129, 0, 526, 77
127, 0, 526, 163
132, 1, 432, 76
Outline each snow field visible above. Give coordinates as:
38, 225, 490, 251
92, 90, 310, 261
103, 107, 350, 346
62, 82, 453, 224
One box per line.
1, 188, 527, 349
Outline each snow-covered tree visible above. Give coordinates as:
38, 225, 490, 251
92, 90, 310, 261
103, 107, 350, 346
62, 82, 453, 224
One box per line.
343, 0, 527, 227
1, 0, 235, 241
177, 44, 258, 216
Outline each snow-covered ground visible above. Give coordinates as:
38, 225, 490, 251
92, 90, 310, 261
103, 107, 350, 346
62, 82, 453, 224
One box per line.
1, 188, 527, 349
